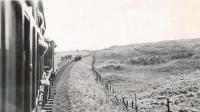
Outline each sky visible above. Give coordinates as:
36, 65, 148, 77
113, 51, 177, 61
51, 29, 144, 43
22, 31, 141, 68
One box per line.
43, 0, 200, 51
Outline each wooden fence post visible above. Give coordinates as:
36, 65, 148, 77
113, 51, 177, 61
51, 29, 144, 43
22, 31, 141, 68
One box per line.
126, 100, 129, 110
122, 97, 125, 110
115, 95, 118, 103
167, 98, 171, 112
122, 97, 128, 110
99, 75, 101, 82
122, 97, 125, 103
135, 94, 138, 112
106, 83, 108, 89
107, 84, 109, 90
132, 100, 134, 109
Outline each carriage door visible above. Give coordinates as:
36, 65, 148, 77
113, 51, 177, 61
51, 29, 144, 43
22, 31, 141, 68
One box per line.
24, 16, 33, 112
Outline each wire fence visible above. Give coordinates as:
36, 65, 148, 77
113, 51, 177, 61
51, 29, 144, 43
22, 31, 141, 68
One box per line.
91, 54, 174, 112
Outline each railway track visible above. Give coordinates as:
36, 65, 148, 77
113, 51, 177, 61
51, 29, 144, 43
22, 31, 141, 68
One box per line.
41, 55, 87, 112
41, 86, 56, 112
41, 60, 73, 112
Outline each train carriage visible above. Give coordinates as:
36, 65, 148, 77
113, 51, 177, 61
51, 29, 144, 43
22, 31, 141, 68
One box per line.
0, 1, 56, 112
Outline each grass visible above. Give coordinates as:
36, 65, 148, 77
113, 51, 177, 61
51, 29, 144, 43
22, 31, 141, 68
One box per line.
94, 38, 200, 112
54, 56, 121, 112
55, 38, 200, 111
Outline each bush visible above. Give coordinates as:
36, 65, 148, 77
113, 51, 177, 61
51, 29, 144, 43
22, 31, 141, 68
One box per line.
105, 59, 119, 64
102, 64, 126, 71
193, 55, 200, 59
171, 52, 193, 59
127, 56, 166, 65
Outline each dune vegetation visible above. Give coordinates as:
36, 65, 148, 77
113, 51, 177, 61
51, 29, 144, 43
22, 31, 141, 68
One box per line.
94, 39, 200, 112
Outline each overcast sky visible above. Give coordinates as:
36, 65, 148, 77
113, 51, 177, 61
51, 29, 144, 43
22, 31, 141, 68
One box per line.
43, 0, 200, 51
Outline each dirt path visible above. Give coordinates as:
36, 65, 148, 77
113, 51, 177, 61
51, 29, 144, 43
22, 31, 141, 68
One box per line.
52, 56, 121, 112
52, 61, 75, 112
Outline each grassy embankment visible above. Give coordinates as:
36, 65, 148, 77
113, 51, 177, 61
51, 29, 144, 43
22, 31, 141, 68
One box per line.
94, 39, 200, 112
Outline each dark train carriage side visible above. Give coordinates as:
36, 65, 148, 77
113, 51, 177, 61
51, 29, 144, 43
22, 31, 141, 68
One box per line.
0, 1, 56, 112
44, 40, 56, 72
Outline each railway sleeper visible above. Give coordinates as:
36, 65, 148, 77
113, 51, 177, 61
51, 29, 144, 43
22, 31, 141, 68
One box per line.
41, 84, 56, 112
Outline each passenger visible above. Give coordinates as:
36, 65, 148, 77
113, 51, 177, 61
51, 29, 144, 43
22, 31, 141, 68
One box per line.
40, 71, 50, 86
38, 36, 48, 57
40, 68, 53, 86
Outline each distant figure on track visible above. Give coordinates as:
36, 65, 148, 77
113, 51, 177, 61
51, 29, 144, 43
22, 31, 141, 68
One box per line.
74, 55, 82, 61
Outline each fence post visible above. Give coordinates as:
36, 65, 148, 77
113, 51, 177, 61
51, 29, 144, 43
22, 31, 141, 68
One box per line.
122, 97, 125, 103
105, 83, 108, 89
135, 94, 138, 112
132, 100, 134, 109
122, 97, 128, 110
122, 97, 125, 110
99, 75, 101, 82
126, 100, 129, 110
115, 95, 118, 103
167, 98, 171, 112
